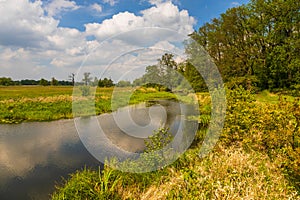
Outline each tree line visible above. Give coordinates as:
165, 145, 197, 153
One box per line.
0, 77, 73, 86
188, 0, 299, 90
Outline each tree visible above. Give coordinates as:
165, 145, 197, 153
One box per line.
92, 77, 99, 86
82, 72, 92, 86
51, 77, 59, 86
133, 53, 180, 90
187, 0, 300, 90
39, 78, 49, 86
0, 77, 13, 86
69, 73, 75, 86
98, 78, 114, 87
116, 80, 131, 87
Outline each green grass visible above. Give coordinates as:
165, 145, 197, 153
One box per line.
0, 86, 177, 124
255, 90, 296, 104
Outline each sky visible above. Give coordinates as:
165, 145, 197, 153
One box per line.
0, 0, 250, 82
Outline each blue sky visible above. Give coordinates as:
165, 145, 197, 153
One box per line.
0, 0, 250, 81
56, 0, 250, 31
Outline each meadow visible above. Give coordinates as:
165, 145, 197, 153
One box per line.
51, 87, 300, 199
0, 86, 176, 124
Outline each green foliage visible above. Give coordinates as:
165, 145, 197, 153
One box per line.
145, 127, 173, 152
116, 80, 131, 87
82, 72, 92, 86
98, 77, 114, 87
51, 167, 121, 200
188, 0, 300, 90
0, 77, 14, 86
134, 53, 181, 91
39, 78, 49, 86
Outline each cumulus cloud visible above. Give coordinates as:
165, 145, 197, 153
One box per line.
90, 3, 103, 13
0, 0, 196, 80
44, 0, 80, 17
0, 0, 58, 48
85, 2, 195, 42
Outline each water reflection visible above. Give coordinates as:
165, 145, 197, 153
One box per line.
0, 120, 100, 200
0, 100, 198, 199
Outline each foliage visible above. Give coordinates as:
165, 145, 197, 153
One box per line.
134, 53, 181, 91
98, 77, 114, 87
145, 127, 173, 152
51, 77, 59, 86
51, 167, 121, 200
0, 77, 14, 86
116, 80, 131, 87
39, 78, 49, 86
82, 72, 92, 86
188, 0, 300, 90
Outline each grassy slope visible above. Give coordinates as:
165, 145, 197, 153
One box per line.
52, 88, 300, 199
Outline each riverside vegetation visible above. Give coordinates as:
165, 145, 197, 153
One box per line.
0, 86, 176, 124
51, 87, 300, 199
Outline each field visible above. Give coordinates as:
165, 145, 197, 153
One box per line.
0, 86, 176, 124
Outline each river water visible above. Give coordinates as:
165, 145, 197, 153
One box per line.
0, 100, 198, 199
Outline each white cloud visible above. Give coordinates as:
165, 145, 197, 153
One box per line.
90, 3, 102, 13
0, 0, 196, 81
231, 2, 240, 7
0, 0, 58, 48
85, 2, 195, 42
45, 0, 80, 17
102, 0, 117, 6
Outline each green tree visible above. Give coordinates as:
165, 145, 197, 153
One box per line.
116, 80, 131, 87
51, 77, 59, 86
0, 77, 13, 86
188, 0, 300, 90
98, 78, 114, 87
82, 72, 92, 86
68, 73, 75, 86
39, 78, 49, 86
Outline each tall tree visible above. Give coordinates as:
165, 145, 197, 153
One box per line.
69, 73, 75, 86
82, 72, 92, 86
51, 77, 59, 86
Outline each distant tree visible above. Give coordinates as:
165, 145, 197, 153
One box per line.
0, 77, 13, 86
132, 77, 144, 86
51, 77, 59, 86
116, 80, 131, 87
92, 77, 99, 86
21, 79, 38, 85
69, 73, 75, 86
58, 80, 73, 86
82, 72, 92, 86
98, 78, 114, 87
39, 78, 49, 86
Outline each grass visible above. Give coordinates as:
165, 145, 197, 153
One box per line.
51, 87, 300, 199
0, 86, 177, 124
255, 89, 296, 104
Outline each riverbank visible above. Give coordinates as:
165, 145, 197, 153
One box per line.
0, 86, 177, 124
51, 88, 300, 199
